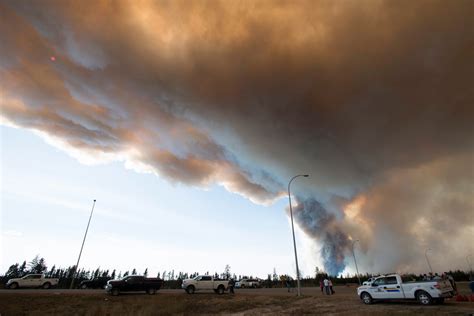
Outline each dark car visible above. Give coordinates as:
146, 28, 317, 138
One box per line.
79, 277, 112, 289
105, 275, 163, 296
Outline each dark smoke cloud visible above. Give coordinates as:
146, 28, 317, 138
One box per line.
1, 0, 473, 274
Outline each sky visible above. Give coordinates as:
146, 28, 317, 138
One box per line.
1, 0, 473, 278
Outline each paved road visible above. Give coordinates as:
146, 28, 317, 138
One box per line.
0, 287, 342, 296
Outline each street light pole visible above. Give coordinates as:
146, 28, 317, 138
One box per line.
425, 248, 433, 274
288, 174, 309, 297
467, 255, 473, 280
352, 239, 361, 285
70, 199, 96, 289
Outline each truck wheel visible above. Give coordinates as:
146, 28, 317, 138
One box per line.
42, 282, 51, 289
147, 288, 156, 295
111, 288, 120, 296
217, 286, 225, 295
186, 285, 195, 294
416, 291, 432, 305
360, 292, 373, 304
9, 282, 19, 289
81, 284, 88, 289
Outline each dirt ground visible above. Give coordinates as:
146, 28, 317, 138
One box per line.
0, 284, 473, 315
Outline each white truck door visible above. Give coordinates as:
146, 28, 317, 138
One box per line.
32, 275, 43, 287
368, 277, 386, 299
382, 276, 404, 299
201, 276, 213, 290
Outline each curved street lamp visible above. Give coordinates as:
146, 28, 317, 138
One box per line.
425, 248, 433, 274
288, 174, 309, 297
352, 239, 361, 285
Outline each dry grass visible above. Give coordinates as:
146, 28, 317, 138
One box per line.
0, 284, 473, 315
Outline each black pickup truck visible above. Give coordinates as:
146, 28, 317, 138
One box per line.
105, 275, 163, 296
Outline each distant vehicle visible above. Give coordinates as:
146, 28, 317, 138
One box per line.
79, 277, 112, 289
6, 274, 59, 289
181, 275, 229, 294
105, 275, 163, 296
357, 274, 453, 305
235, 278, 261, 288
362, 277, 376, 286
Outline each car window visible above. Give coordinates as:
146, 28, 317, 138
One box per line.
372, 278, 385, 286
32, 275, 42, 279
202, 276, 212, 281
385, 276, 398, 285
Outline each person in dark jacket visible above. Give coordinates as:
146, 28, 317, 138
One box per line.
229, 278, 235, 294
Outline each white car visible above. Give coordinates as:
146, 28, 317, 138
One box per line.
6, 274, 59, 289
181, 275, 229, 294
357, 274, 453, 305
236, 278, 261, 288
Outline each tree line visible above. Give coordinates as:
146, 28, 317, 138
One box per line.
1, 255, 472, 289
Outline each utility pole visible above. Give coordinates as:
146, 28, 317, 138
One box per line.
70, 199, 96, 289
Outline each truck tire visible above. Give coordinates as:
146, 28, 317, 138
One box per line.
217, 285, 225, 295
147, 288, 156, 295
360, 292, 373, 304
111, 288, 120, 296
186, 285, 195, 294
416, 290, 432, 305
42, 282, 51, 289
9, 282, 19, 289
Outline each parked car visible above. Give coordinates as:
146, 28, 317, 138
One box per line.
236, 278, 261, 288
105, 275, 163, 296
181, 275, 229, 294
357, 274, 453, 305
79, 277, 112, 289
6, 274, 59, 289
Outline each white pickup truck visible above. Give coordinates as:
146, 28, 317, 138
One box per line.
236, 278, 261, 288
181, 275, 229, 294
357, 274, 453, 305
6, 274, 59, 289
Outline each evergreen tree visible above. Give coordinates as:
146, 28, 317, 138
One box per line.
28, 255, 47, 274
144, 268, 148, 277
223, 265, 231, 279
111, 269, 116, 279
131, 268, 137, 275
18, 261, 27, 276
5, 263, 20, 278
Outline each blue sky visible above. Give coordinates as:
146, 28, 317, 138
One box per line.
1, 125, 318, 278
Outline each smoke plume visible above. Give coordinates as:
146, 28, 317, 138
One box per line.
1, 0, 473, 274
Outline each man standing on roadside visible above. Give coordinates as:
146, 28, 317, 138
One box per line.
323, 278, 330, 295
229, 278, 235, 294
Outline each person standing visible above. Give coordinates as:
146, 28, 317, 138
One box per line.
323, 278, 330, 295
229, 278, 235, 294
329, 279, 335, 294
285, 278, 291, 293
319, 280, 324, 293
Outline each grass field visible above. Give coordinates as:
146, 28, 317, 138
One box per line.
1, 284, 473, 315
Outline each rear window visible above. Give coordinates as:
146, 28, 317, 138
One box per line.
385, 276, 398, 285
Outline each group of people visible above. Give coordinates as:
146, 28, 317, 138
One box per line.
421, 272, 457, 294
319, 278, 335, 295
